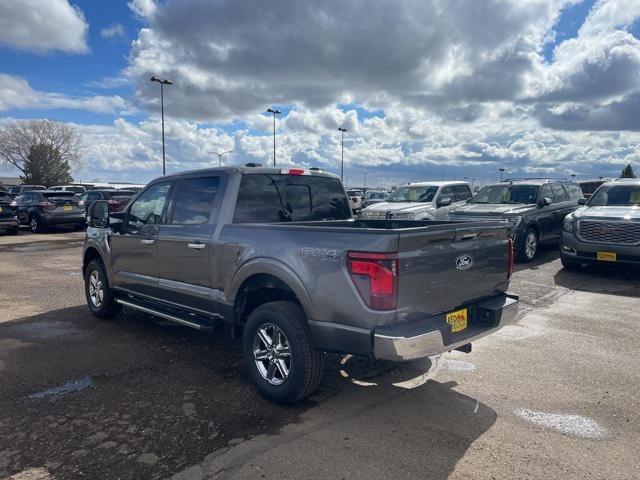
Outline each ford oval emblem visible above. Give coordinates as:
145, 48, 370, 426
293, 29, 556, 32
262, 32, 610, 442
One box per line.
456, 254, 473, 270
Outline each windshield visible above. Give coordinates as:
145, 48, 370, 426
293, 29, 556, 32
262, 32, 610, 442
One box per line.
386, 186, 438, 203
588, 185, 640, 206
470, 185, 539, 204
366, 192, 387, 200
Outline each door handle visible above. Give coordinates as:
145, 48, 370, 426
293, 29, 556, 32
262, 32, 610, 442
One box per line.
140, 239, 155, 245
187, 242, 206, 250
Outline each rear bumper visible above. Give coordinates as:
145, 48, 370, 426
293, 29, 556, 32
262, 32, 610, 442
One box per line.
373, 293, 519, 361
41, 213, 86, 225
561, 232, 640, 265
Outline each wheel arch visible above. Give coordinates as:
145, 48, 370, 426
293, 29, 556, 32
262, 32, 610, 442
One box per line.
82, 247, 104, 275
228, 259, 314, 327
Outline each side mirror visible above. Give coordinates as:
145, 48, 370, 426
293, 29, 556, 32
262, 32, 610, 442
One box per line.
538, 197, 552, 207
437, 197, 452, 207
577, 198, 587, 205
88, 200, 110, 228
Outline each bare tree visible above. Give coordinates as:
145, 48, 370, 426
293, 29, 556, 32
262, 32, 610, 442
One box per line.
0, 120, 83, 183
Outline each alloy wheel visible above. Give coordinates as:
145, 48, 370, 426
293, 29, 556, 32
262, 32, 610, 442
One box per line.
253, 323, 292, 385
88, 270, 104, 308
525, 231, 538, 260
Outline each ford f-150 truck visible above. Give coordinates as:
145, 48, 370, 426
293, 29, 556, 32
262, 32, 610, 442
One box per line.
83, 166, 518, 404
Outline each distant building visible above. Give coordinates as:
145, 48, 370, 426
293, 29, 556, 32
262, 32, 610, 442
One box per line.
0, 177, 21, 188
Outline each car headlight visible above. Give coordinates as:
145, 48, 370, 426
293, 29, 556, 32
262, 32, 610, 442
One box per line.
392, 212, 415, 219
563, 216, 574, 233
508, 216, 523, 228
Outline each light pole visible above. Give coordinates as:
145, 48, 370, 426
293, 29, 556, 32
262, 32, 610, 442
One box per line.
499, 168, 506, 181
209, 150, 233, 167
358, 170, 368, 190
267, 108, 281, 166
150, 76, 173, 175
338, 127, 347, 181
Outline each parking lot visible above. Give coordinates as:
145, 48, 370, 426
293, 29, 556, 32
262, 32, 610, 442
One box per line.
0, 228, 638, 480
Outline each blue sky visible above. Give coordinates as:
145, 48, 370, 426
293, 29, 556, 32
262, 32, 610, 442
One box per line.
1, 0, 640, 186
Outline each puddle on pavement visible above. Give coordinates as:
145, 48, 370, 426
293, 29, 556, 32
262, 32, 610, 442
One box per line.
440, 358, 476, 372
515, 408, 608, 439
28, 375, 107, 402
5, 241, 84, 253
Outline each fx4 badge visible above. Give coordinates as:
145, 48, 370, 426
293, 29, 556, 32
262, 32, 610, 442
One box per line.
300, 247, 338, 261
455, 254, 473, 270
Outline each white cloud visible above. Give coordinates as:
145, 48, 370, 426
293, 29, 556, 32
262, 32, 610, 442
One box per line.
101, 23, 125, 39
0, 0, 88, 53
128, 0, 158, 18
0, 74, 134, 115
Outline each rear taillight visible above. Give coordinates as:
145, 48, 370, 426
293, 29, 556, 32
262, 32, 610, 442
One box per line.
37, 202, 56, 210
507, 238, 514, 280
347, 251, 398, 310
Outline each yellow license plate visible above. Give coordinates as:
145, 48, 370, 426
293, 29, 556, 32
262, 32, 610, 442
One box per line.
0, 207, 3, 212
63, 205, 73, 211
597, 251, 617, 262
446, 308, 468, 333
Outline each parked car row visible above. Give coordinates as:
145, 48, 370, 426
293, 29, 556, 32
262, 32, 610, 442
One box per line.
359, 177, 639, 267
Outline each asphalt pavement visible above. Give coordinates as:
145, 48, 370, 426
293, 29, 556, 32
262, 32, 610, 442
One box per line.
0, 229, 638, 480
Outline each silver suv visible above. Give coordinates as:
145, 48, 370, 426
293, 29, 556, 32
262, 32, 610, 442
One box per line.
359, 181, 472, 220
561, 179, 640, 268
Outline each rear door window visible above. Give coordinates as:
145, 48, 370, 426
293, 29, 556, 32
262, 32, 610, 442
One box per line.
169, 177, 220, 225
233, 174, 350, 223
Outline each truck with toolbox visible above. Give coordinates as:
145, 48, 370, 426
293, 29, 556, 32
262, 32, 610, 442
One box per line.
82, 165, 519, 404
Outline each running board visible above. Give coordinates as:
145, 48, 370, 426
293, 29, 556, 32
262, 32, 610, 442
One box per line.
116, 298, 216, 332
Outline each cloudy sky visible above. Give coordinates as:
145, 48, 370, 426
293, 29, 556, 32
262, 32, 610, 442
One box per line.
1, 0, 639, 187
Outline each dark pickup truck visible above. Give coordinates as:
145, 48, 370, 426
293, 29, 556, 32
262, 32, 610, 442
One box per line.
83, 166, 519, 403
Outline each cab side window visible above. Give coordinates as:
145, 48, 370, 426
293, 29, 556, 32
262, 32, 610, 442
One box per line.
127, 182, 172, 230
453, 185, 473, 202
551, 184, 569, 202
439, 186, 455, 202
540, 185, 554, 204
169, 177, 220, 225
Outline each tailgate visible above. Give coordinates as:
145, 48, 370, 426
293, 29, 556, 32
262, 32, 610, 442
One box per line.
397, 222, 510, 318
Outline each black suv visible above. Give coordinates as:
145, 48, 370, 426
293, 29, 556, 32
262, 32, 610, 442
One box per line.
0, 191, 19, 234
79, 189, 136, 214
449, 179, 584, 261
15, 190, 86, 233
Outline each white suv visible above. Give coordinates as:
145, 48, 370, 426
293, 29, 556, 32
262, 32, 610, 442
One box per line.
359, 181, 472, 220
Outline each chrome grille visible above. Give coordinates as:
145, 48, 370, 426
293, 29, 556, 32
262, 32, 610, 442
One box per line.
360, 211, 388, 219
578, 221, 640, 245
448, 215, 507, 223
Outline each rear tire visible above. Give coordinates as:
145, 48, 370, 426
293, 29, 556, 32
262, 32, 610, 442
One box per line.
29, 214, 44, 233
84, 259, 122, 319
74, 223, 86, 231
243, 301, 324, 404
517, 227, 538, 262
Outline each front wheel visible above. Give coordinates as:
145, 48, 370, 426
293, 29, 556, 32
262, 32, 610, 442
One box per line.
84, 259, 121, 319
517, 227, 538, 262
243, 301, 324, 404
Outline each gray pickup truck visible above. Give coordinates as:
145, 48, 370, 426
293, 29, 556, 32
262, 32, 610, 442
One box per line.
83, 166, 518, 403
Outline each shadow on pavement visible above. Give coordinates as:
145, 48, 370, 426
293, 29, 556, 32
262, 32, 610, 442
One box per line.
554, 262, 640, 298
513, 243, 558, 273
1, 307, 496, 480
